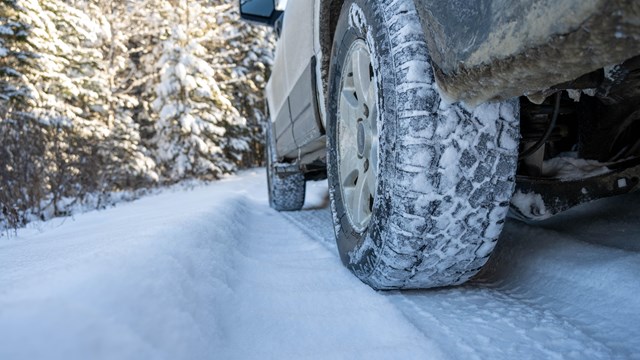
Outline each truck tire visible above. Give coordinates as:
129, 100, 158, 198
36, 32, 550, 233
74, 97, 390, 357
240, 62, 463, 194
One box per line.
326, 0, 520, 289
266, 125, 305, 211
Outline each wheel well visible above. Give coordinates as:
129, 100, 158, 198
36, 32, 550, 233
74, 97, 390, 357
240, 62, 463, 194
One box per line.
319, 0, 345, 101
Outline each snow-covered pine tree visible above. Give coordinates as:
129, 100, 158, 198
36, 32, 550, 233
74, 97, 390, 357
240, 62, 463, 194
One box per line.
1, 1, 48, 228
203, 0, 275, 168
1, 0, 157, 224
102, 0, 174, 153
0, 0, 34, 114
151, 0, 248, 181
10, 0, 112, 213
83, 0, 159, 188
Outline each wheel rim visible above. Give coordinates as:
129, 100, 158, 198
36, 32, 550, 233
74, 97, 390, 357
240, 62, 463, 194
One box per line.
337, 40, 378, 232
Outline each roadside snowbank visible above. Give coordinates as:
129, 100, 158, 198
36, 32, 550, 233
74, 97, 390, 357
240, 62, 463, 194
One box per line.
0, 171, 441, 360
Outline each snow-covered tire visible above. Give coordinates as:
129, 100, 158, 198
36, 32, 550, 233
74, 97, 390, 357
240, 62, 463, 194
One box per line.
266, 125, 305, 211
326, 0, 520, 289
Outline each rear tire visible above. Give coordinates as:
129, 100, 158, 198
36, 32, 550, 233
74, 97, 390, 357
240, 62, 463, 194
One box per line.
266, 125, 305, 211
327, 0, 520, 289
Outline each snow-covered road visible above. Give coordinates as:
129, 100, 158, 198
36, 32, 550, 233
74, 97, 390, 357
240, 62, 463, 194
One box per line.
1, 170, 639, 359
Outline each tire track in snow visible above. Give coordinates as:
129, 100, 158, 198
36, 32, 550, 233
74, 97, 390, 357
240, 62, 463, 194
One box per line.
386, 288, 613, 360
479, 195, 640, 360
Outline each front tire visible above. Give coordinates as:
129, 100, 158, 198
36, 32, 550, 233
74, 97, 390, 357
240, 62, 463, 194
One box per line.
327, 0, 520, 289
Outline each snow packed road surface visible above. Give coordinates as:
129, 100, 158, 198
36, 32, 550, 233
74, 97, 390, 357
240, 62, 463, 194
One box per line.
1, 170, 639, 360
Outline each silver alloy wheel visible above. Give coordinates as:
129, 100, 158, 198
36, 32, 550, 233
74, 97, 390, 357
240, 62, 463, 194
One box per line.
337, 40, 378, 232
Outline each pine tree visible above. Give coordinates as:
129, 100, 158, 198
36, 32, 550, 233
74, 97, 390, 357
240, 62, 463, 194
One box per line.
0, 0, 34, 115
86, 0, 160, 187
151, 1, 247, 181
1, 1, 46, 228
204, 0, 275, 167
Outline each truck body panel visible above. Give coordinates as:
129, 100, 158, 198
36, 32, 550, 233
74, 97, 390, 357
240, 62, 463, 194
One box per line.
415, 0, 640, 103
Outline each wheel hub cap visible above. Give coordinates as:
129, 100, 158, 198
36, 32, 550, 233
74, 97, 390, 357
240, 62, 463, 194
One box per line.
337, 40, 378, 232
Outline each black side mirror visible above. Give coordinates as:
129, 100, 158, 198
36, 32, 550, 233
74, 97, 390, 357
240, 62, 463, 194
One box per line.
239, 0, 283, 27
